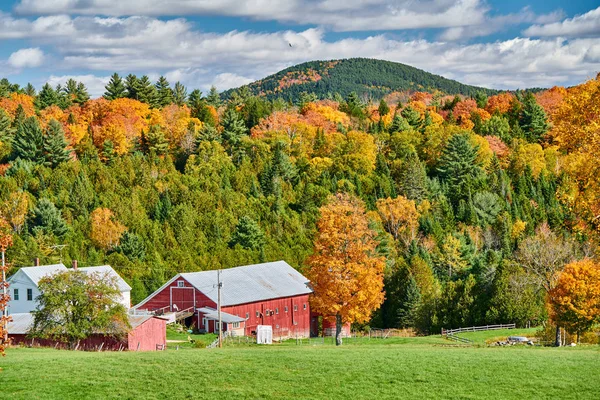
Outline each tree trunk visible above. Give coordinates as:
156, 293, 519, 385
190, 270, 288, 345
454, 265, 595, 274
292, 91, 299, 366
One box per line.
335, 314, 343, 346
555, 325, 561, 347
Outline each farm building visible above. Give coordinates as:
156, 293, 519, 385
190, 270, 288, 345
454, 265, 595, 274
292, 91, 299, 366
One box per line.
134, 261, 313, 338
7, 313, 166, 351
6, 260, 131, 315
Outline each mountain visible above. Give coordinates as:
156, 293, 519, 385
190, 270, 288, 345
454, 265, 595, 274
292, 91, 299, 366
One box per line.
224, 58, 497, 102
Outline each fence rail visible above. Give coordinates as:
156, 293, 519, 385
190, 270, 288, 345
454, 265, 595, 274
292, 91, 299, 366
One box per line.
441, 324, 516, 336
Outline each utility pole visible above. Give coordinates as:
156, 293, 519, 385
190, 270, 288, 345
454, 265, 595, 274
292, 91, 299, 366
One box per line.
2, 249, 6, 343
217, 269, 222, 348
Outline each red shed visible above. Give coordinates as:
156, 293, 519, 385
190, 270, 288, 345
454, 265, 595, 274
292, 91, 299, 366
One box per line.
134, 261, 313, 339
7, 313, 166, 351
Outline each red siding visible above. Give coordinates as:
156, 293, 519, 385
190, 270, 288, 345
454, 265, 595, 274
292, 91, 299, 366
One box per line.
138, 278, 216, 312
128, 317, 167, 351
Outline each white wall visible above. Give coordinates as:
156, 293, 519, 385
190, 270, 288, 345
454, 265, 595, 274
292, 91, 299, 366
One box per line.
121, 291, 131, 310
6, 270, 39, 314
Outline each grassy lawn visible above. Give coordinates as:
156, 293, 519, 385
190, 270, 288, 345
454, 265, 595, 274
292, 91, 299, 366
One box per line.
2, 337, 599, 400
455, 328, 540, 344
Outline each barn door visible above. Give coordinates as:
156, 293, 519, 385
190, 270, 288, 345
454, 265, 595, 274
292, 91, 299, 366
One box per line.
170, 287, 195, 312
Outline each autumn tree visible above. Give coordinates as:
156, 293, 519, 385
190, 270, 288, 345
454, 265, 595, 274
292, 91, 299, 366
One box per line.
516, 224, 575, 346
307, 193, 385, 345
376, 196, 420, 249
1, 191, 29, 234
90, 208, 126, 250
548, 260, 600, 343
30, 270, 130, 349
0, 218, 13, 356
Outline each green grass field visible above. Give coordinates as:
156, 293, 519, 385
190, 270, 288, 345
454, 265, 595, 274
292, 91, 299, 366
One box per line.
2, 332, 599, 400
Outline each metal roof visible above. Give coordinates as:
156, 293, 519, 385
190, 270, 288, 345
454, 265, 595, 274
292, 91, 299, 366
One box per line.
197, 307, 245, 323
79, 265, 132, 292
179, 260, 312, 307
6, 313, 34, 334
11, 264, 67, 286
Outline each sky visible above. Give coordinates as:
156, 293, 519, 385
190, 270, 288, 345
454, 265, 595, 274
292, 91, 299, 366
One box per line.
1, 0, 600, 97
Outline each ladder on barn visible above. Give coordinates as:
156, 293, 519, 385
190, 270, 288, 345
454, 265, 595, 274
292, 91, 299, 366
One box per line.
175, 307, 195, 321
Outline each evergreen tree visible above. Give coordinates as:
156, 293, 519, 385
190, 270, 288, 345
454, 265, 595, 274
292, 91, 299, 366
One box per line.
75, 82, 90, 104
125, 74, 139, 99
43, 119, 71, 167
24, 83, 36, 97
397, 275, 421, 328
12, 116, 44, 163
221, 107, 247, 148
401, 105, 421, 128
155, 76, 173, 107
437, 133, 482, 204
378, 98, 390, 117
137, 76, 158, 107
197, 124, 220, 143
398, 151, 428, 201
117, 231, 146, 261
519, 93, 549, 143
104, 73, 127, 100
389, 113, 411, 133
30, 198, 68, 237
12, 104, 26, 128
36, 83, 59, 109
188, 89, 203, 112
474, 91, 488, 109
206, 86, 221, 108
172, 82, 187, 106
101, 140, 117, 164
146, 125, 169, 155
229, 216, 265, 251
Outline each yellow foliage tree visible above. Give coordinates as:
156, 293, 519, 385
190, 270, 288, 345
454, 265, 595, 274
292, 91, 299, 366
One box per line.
548, 260, 600, 343
306, 193, 385, 345
1, 191, 29, 234
0, 218, 13, 356
90, 208, 126, 250
376, 196, 420, 248
0, 93, 35, 119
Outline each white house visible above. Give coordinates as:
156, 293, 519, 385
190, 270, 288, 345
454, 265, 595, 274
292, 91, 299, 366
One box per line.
6, 262, 131, 315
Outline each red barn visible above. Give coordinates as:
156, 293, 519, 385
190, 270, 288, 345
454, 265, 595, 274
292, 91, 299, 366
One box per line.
7, 313, 167, 351
134, 261, 313, 338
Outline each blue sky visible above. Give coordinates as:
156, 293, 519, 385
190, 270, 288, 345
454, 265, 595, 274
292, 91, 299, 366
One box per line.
1, 0, 600, 96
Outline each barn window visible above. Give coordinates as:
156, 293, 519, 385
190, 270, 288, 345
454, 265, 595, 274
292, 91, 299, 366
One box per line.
256, 311, 260, 318
27, 289, 33, 301
177, 280, 185, 288
294, 305, 298, 312
13, 288, 19, 301
275, 308, 279, 314
245, 312, 249, 319
284, 306, 288, 313
232, 322, 240, 329
303, 304, 307, 310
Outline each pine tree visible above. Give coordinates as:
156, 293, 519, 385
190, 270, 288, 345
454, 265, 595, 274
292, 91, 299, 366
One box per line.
101, 140, 117, 164
146, 125, 169, 155
389, 113, 411, 133
136, 76, 158, 108
24, 83, 36, 97
229, 216, 265, 251
188, 89, 203, 112
75, 82, 90, 104
401, 105, 421, 128
155, 76, 173, 107
125, 74, 139, 99
36, 83, 59, 110
104, 73, 127, 100
397, 275, 421, 328
221, 107, 247, 148
172, 82, 187, 106
378, 98, 390, 117
519, 93, 549, 143
12, 116, 44, 163
12, 104, 26, 128
30, 198, 68, 237
43, 120, 71, 167
206, 86, 221, 108
398, 151, 428, 201
437, 133, 482, 204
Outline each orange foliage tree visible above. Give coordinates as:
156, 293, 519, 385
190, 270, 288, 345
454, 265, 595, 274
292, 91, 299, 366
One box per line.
0, 218, 13, 356
376, 196, 420, 248
535, 86, 567, 116
90, 208, 126, 250
485, 92, 514, 114
0, 93, 35, 119
306, 193, 385, 345
548, 259, 600, 342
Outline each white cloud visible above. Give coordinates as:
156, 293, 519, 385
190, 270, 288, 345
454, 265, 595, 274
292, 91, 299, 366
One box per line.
13, 0, 489, 32
8, 47, 45, 68
45, 74, 110, 97
0, 12, 74, 39
210, 73, 254, 91
524, 6, 600, 38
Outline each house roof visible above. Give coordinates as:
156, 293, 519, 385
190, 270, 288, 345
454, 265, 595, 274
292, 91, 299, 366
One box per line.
11, 264, 67, 286
135, 260, 312, 309
197, 307, 245, 324
7, 313, 160, 334
8, 264, 131, 292
180, 261, 312, 307
79, 265, 132, 292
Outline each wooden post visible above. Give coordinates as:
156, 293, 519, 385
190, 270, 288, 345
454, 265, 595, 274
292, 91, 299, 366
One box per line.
217, 269, 222, 348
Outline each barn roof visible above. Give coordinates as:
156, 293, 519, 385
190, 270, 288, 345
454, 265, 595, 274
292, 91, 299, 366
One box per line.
79, 265, 132, 292
136, 260, 312, 309
11, 264, 67, 286
197, 307, 245, 323
180, 261, 312, 307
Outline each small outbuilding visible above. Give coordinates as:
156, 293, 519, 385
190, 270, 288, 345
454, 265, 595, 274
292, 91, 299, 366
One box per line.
7, 313, 166, 351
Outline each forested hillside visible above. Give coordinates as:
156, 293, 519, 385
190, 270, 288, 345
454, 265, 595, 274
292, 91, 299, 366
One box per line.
223, 58, 498, 102
0, 71, 598, 334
